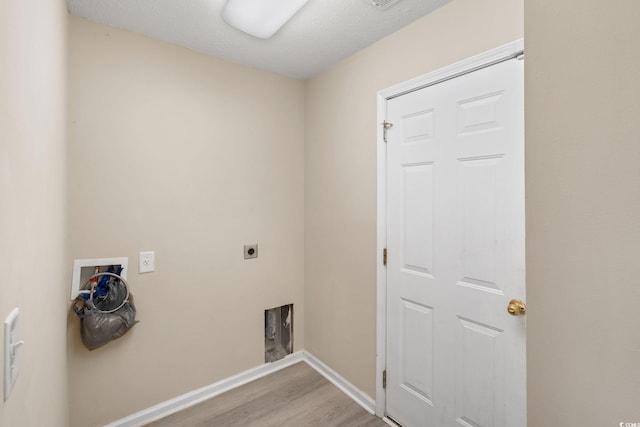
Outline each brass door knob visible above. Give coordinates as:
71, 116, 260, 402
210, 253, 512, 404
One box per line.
507, 299, 526, 316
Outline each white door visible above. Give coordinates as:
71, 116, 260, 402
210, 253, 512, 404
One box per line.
385, 57, 525, 427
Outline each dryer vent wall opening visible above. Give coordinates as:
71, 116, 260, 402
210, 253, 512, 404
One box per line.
264, 304, 293, 363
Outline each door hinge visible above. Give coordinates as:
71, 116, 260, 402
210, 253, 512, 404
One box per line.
383, 248, 387, 266
383, 370, 387, 389
382, 121, 393, 143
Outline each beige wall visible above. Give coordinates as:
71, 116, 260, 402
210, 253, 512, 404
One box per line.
67, 16, 305, 426
60, 1, 640, 425
525, 1, 640, 425
304, 0, 523, 398
0, 1, 69, 426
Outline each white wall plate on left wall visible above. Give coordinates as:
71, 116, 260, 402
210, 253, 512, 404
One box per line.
70, 257, 128, 300
4, 307, 22, 402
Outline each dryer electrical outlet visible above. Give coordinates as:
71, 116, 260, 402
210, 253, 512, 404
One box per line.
244, 244, 258, 259
4, 308, 23, 402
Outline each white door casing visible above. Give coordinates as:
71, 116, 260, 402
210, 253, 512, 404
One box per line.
377, 41, 525, 427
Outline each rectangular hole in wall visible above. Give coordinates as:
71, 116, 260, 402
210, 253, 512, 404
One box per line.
71, 257, 128, 300
78, 264, 124, 288
265, 304, 293, 363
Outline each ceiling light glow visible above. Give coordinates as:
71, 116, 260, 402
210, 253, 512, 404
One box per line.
222, 0, 310, 39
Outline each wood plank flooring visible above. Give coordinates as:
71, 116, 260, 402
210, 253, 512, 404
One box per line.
145, 362, 387, 427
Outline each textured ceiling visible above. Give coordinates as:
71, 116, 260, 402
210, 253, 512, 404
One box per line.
67, 0, 450, 80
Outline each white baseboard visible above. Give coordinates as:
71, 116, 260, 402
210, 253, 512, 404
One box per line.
104, 350, 376, 426
302, 351, 376, 415
104, 351, 304, 427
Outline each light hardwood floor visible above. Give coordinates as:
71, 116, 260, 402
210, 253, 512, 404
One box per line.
146, 362, 387, 427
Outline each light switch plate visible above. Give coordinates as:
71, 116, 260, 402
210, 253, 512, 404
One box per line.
139, 251, 155, 273
4, 308, 20, 402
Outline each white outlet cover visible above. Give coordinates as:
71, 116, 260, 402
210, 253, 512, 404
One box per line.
139, 251, 155, 273
4, 308, 20, 402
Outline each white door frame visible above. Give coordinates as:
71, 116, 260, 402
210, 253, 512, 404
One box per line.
375, 39, 525, 418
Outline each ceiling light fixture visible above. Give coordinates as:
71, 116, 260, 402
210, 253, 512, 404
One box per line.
222, 0, 310, 39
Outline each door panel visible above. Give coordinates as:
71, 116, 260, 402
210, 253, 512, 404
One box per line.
386, 57, 525, 427
400, 299, 434, 404
402, 163, 434, 276
457, 155, 504, 293
457, 91, 504, 135
455, 317, 504, 427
